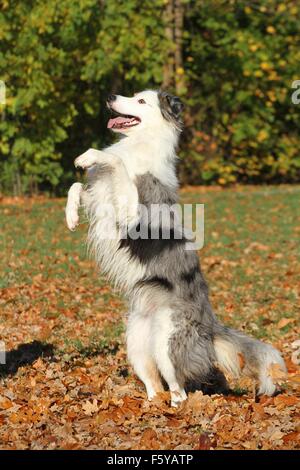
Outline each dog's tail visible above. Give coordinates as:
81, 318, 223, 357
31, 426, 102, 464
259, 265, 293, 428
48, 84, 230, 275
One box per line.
213, 323, 286, 395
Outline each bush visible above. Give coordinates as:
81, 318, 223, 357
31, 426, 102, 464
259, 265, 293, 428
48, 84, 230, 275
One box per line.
0, 0, 299, 193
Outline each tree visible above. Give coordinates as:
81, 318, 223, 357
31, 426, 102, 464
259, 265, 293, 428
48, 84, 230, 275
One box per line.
0, 0, 299, 194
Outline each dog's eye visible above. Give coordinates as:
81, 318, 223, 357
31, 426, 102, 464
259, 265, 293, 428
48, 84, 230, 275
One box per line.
138, 99, 146, 104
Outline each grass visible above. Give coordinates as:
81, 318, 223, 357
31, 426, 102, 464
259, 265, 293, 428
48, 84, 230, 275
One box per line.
0, 186, 299, 346
0, 186, 299, 450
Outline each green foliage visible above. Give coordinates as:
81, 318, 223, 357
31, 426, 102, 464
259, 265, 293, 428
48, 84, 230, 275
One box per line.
181, 0, 300, 184
0, 0, 299, 192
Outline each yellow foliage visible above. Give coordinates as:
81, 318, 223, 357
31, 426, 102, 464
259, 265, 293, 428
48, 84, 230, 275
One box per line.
268, 71, 279, 80
260, 62, 272, 71
277, 4, 286, 13
265, 156, 275, 165
176, 67, 185, 76
223, 166, 232, 173
267, 90, 276, 101
278, 60, 286, 67
257, 130, 269, 142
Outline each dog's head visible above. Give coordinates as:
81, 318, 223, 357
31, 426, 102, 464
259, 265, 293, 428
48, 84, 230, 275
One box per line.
106, 90, 184, 135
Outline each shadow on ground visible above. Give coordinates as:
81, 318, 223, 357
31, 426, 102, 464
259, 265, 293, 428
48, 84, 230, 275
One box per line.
0, 340, 55, 377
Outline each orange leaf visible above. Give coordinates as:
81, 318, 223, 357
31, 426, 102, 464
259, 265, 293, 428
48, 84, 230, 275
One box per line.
268, 363, 287, 383
283, 432, 300, 443
277, 318, 294, 329
140, 428, 158, 449
0, 397, 13, 410
274, 395, 299, 407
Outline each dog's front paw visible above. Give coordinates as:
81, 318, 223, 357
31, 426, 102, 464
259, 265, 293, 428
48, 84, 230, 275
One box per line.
74, 149, 100, 169
66, 205, 79, 231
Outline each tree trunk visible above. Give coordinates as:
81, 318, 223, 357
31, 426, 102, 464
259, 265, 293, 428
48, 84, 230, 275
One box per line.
174, 0, 184, 95
162, 0, 175, 89
16, 169, 21, 196
163, 0, 184, 95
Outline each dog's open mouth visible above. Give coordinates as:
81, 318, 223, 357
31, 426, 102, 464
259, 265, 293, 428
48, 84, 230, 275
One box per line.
107, 111, 141, 130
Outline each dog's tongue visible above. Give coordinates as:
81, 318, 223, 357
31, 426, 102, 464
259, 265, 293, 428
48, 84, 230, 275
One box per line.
107, 116, 133, 129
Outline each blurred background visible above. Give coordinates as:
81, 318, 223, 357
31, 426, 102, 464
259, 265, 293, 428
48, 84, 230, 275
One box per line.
0, 0, 299, 195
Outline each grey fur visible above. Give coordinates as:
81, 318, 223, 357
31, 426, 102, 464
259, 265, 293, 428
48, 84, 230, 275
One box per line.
121, 172, 284, 395
158, 91, 184, 131
70, 90, 285, 399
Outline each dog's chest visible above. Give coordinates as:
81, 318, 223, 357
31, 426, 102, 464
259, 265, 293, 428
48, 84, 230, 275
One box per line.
84, 171, 145, 290
83, 171, 178, 291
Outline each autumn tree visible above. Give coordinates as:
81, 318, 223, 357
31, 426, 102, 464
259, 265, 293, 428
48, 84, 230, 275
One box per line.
0, 0, 299, 193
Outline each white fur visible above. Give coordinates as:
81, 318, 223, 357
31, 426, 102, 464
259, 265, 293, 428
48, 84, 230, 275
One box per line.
127, 302, 186, 406
106, 91, 178, 189
82, 160, 146, 292
151, 308, 187, 406
214, 337, 241, 378
66, 89, 285, 405
257, 345, 287, 395
65, 182, 83, 231
214, 336, 287, 395
66, 92, 184, 404
127, 309, 161, 400
66, 90, 179, 295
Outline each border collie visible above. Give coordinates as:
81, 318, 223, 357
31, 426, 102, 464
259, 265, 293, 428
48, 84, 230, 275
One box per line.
65, 90, 286, 406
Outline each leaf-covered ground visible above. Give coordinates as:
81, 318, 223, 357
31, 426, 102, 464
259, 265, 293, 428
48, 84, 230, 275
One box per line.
0, 186, 299, 450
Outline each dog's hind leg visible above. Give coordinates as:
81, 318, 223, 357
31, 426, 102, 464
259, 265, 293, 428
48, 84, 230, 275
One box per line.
65, 182, 83, 231
127, 311, 164, 400
152, 308, 187, 407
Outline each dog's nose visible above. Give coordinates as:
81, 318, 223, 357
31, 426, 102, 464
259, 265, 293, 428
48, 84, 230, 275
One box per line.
107, 94, 117, 102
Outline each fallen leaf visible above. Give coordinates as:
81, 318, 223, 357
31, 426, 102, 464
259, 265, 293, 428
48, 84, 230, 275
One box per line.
269, 430, 284, 441
0, 397, 13, 410
185, 391, 205, 413
197, 433, 212, 450
283, 432, 300, 443
82, 399, 98, 416
277, 318, 295, 329
274, 395, 299, 407
268, 363, 287, 384
140, 428, 158, 449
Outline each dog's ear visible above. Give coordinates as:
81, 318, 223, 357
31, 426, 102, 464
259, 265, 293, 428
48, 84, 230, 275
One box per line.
166, 94, 184, 119
158, 90, 184, 128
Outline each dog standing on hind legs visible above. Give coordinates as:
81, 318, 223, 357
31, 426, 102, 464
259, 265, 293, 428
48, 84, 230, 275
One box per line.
65, 89, 286, 406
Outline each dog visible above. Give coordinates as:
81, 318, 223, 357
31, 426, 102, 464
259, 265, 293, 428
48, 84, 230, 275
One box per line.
65, 90, 286, 406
